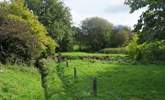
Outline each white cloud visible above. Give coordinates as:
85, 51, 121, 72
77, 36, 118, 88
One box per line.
64, 0, 145, 28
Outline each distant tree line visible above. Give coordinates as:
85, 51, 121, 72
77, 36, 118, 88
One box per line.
25, 0, 132, 52
73, 17, 132, 51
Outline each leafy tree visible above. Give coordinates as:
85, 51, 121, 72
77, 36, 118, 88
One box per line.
126, 0, 165, 63
80, 17, 113, 51
125, 0, 165, 42
110, 25, 132, 47
72, 26, 84, 50
0, 19, 41, 64
25, 0, 74, 51
0, 0, 56, 63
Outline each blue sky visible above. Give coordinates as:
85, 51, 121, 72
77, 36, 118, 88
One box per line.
63, 0, 145, 28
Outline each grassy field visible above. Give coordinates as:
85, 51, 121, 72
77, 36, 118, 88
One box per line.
0, 52, 165, 100
46, 59, 165, 100
0, 64, 44, 100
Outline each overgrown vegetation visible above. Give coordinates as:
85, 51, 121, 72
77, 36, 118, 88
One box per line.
127, 35, 165, 63
125, 0, 165, 63
0, 64, 44, 99
0, 0, 56, 64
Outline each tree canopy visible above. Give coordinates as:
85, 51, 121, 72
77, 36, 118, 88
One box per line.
80, 17, 113, 51
125, 0, 165, 42
25, 0, 74, 51
126, 0, 165, 63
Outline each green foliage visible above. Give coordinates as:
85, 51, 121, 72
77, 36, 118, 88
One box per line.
0, 1, 56, 64
127, 35, 165, 63
0, 64, 44, 99
80, 17, 113, 51
126, 0, 165, 63
0, 19, 41, 64
99, 48, 127, 54
139, 40, 165, 63
127, 34, 140, 61
25, 0, 73, 51
125, 0, 165, 42
110, 26, 132, 47
74, 18, 131, 52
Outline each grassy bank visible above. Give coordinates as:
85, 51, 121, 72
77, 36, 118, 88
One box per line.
0, 64, 44, 100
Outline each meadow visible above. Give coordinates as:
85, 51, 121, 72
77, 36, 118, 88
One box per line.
0, 52, 165, 100
45, 52, 165, 100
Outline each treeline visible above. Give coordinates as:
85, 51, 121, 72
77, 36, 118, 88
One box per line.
0, 0, 164, 64
73, 17, 132, 51
24, 0, 132, 52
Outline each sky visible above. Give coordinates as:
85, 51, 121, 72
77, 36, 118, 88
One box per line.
63, 0, 145, 28
0, 0, 145, 28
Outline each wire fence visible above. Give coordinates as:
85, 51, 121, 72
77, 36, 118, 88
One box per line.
55, 60, 123, 100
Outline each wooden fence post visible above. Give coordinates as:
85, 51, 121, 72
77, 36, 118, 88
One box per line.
74, 67, 77, 78
66, 60, 69, 67
93, 77, 97, 96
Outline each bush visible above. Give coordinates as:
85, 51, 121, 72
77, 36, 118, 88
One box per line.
0, 1, 57, 64
0, 19, 41, 64
98, 48, 127, 54
127, 34, 140, 61
140, 41, 165, 63
0, 1, 56, 55
127, 35, 165, 63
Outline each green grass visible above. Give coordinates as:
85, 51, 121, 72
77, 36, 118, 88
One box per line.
1, 52, 165, 100
46, 59, 165, 100
0, 64, 44, 100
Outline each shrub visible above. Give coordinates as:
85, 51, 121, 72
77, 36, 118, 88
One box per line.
127, 35, 165, 63
0, 19, 41, 64
0, 1, 56, 55
140, 41, 165, 63
98, 48, 127, 54
0, 1, 57, 64
127, 34, 140, 61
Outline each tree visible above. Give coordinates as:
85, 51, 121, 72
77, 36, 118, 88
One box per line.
0, 0, 56, 63
110, 25, 132, 47
80, 17, 113, 51
25, 0, 74, 51
0, 19, 41, 64
125, 0, 165, 63
125, 0, 165, 42
72, 26, 84, 50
